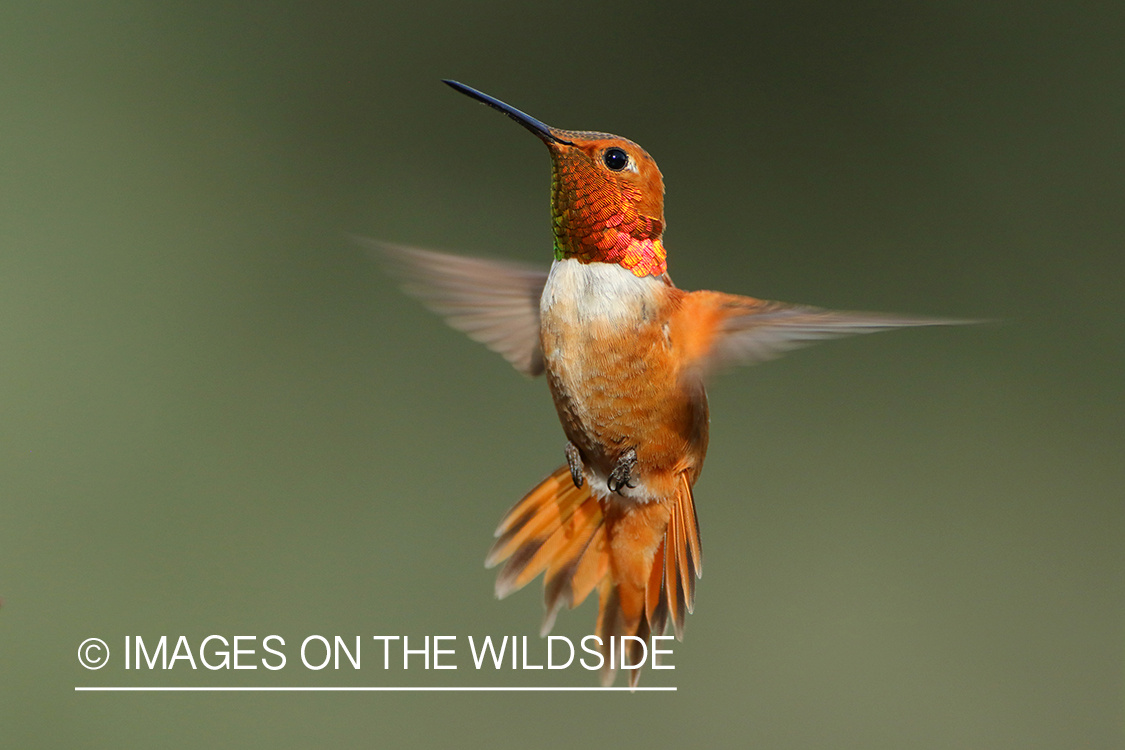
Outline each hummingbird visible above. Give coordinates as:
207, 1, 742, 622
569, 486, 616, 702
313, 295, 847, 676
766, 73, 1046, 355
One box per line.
363, 80, 966, 687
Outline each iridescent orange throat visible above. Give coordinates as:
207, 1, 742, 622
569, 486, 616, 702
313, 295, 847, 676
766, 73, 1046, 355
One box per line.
548, 139, 667, 278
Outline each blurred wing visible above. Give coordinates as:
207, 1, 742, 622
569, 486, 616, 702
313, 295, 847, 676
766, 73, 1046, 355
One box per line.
683, 291, 972, 376
356, 237, 549, 376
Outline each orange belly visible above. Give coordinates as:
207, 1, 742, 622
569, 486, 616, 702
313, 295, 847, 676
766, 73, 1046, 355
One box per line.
538, 259, 709, 499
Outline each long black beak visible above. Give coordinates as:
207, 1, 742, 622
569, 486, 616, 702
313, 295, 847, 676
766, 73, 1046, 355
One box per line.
442, 80, 574, 146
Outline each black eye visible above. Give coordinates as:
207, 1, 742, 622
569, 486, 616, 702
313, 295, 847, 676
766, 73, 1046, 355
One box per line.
603, 147, 628, 171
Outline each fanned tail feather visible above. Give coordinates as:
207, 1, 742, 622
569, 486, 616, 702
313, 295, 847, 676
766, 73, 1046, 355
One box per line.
487, 467, 703, 688
487, 467, 608, 634
650, 474, 702, 645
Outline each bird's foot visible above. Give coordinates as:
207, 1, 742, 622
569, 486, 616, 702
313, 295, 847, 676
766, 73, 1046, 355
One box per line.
565, 442, 584, 489
607, 447, 638, 495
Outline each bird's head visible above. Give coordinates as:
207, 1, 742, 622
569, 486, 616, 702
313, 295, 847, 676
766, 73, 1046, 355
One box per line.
444, 81, 667, 278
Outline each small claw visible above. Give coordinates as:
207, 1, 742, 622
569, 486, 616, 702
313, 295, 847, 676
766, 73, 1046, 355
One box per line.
607, 447, 638, 495
565, 442, 584, 489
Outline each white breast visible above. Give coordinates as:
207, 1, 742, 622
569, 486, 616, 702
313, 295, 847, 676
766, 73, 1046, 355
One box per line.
540, 258, 663, 324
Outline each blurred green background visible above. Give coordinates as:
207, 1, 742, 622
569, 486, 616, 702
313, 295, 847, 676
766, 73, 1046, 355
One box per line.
2, 2, 1122, 747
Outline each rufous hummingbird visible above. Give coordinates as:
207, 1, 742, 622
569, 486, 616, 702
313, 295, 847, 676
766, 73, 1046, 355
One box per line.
361, 80, 966, 687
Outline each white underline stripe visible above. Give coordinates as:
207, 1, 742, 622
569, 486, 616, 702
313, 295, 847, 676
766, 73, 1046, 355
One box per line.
75, 686, 675, 692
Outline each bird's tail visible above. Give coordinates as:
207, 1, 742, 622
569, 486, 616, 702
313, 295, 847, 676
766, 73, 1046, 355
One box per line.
487, 468, 701, 687
487, 467, 608, 636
